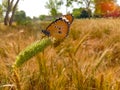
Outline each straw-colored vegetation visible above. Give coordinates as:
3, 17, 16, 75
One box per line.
0, 18, 120, 90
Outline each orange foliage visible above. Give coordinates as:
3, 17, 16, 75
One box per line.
100, 1, 116, 13
104, 6, 120, 17
95, 1, 118, 16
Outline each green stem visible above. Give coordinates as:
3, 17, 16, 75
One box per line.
13, 38, 52, 68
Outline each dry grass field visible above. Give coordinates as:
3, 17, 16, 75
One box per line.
0, 18, 120, 90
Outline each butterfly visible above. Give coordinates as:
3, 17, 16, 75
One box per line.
42, 14, 74, 40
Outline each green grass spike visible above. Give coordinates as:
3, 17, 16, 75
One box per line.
13, 38, 52, 68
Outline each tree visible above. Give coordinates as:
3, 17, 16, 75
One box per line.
14, 10, 31, 25
39, 15, 46, 21
14, 10, 26, 25
9, 0, 19, 26
2, 0, 20, 26
45, 0, 63, 17
72, 8, 82, 18
79, 0, 94, 9
94, 0, 117, 17
80, 8, 92, 18
65, 0, 94, 11
65, 0, 74, 13
65, 0, 94, 17
0, 4, 3, 22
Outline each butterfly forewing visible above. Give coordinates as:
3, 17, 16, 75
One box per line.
46, 19, 69, 39
62, 14, 74, 24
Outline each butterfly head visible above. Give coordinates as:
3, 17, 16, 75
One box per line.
42, 30, 50, 36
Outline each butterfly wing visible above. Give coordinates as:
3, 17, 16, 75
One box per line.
42, 14, 74, 39
45, 19, 69, 39
62, 14, 74, 24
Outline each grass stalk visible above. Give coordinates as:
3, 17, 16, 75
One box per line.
74, 33, 89, 55
12, 69, 21, 90
93, 49, 109, 73
12, 38, 52, 68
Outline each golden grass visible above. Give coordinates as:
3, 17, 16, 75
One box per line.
0, 18, 120, 90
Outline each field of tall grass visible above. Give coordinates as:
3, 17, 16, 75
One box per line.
0, 18, 120, 90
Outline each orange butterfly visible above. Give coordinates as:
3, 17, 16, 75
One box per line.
42, 14, 74, 39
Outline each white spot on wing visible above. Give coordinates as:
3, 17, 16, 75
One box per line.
61, 16, 70, 24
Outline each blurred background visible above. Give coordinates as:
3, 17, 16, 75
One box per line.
0, 0, 120, 25
0, 0, 120, 90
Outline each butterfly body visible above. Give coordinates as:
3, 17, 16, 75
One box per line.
42, 14, 74, 39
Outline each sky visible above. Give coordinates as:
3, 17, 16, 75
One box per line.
18, 0, 77, 18
18, 0, 50, 18
0, 0, 120, 18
